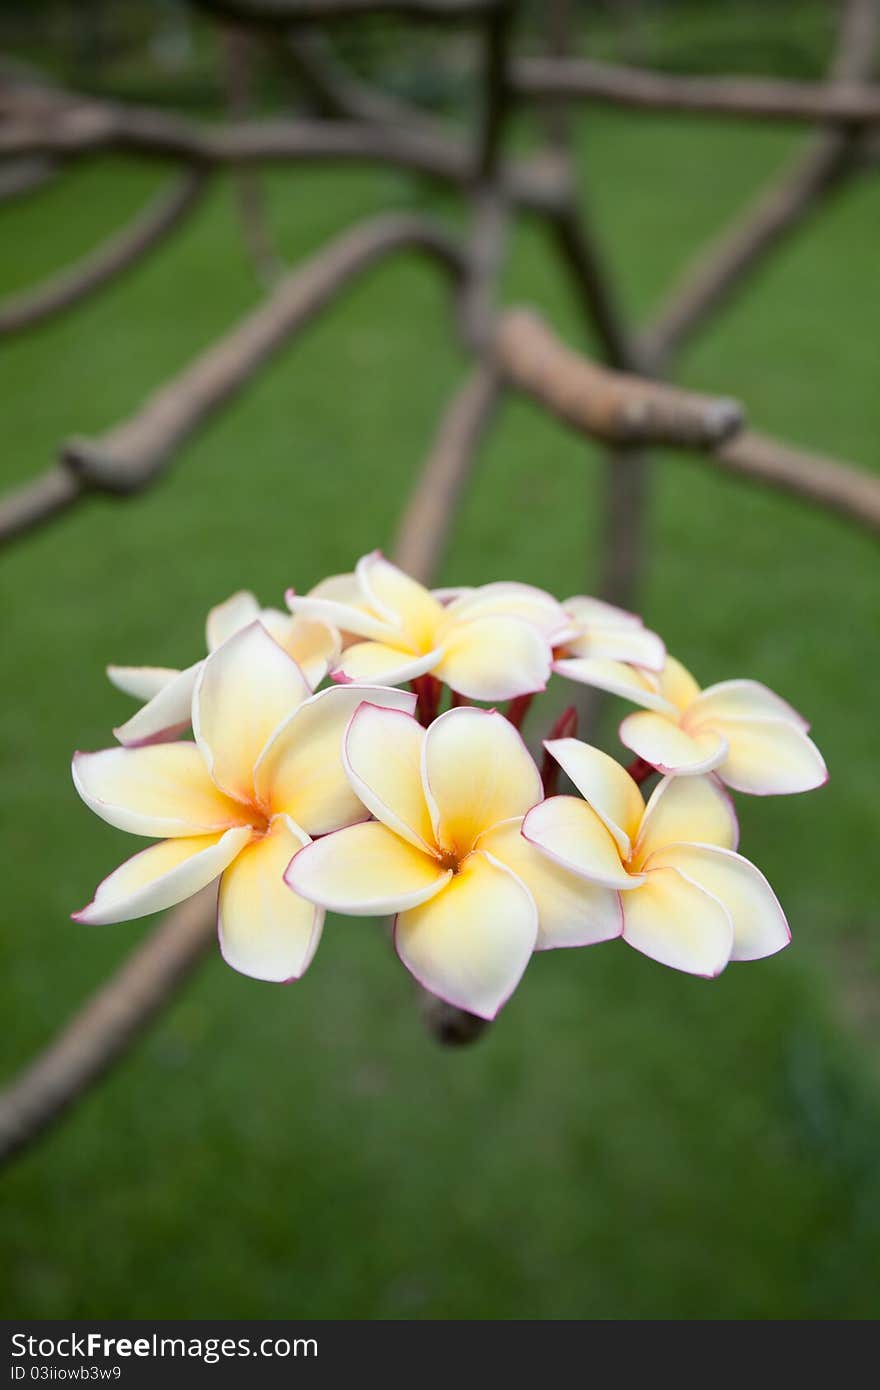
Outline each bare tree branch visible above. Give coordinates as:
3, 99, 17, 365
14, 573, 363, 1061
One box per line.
0, 213, 466, 546
282, 26, 445, 131
514, 55, 880, 126
714, 429, 880, 534
0, 890, 218, 1164
640, 0, 880, 367
0, 168, 209, 337
0, 154, 56, 202
393, 361, 502, 578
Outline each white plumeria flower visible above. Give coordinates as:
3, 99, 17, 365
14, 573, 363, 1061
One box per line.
524, 739, 790, 978
287, 704, 621, 1019
73, 623, 414, 982
285, 553, 552, 701
614, 654, 827, 793
107, 590, 340, 748
435, 582, 665, 697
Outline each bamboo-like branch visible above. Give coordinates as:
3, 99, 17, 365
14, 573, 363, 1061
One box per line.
0, 168, 209, 337
514, 56, 880, 126
640, 0, 880, 367
393, 361, 502, 579
0, 212, 466, 546
495, 308, 742, 447
195, 0, 500, 23
0, 890, 219, 1164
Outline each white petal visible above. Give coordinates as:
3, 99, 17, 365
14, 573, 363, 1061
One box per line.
72, 744, 252, 838
619, 710, 727, 775
286, 820, 450, 915
656, 655, 702, 712
433, 615, 552, 701
255, 684, 416, 836
633, 775, 738, 867
443, 581, 571, 641
193, 622, 311, 804
74, 827, 251, 925
564, 624, 665, 671
395, 850, 538, 1019
332, 640, 441, 686
114, 661, 201, 748
343, 703, 434, 851
713, 718, 827, 796
421, 706, 543, 857
542, 738, 644, 857
622, 866, 733, 976
687, 679, 809, 732
647, 843, 789, 961
266, 613, 340, 689
205, 590, 261, 651
107, 665, 180, 701
522, 796, 637, 890
479, 819, 622, 950
563, 595, 644, 629
552, 657, 674, 712
285, 589, 398, 644
356, 550, 444, 649
218, 815, 324, 982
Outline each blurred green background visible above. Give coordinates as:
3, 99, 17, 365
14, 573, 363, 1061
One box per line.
1, 0, 879, 1318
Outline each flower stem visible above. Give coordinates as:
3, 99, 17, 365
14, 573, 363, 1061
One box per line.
505, 692, 534, 729
540, 704, 578, 796
625, 755, 655, 786
412, 675, 442, 727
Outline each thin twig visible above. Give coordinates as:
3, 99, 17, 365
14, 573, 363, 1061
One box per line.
220, 25, 284, 287
0, 168, 208, 337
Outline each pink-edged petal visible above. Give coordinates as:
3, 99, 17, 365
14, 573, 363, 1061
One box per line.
552, 657, 674, 712
343, 703, 434, 851
633, 774, 738, 866
332, 640, 441, 687
542, 739, 644, 856
563, 595, 645, 629
656, 654, 702, 712
193, 622, 311, 804
563, 624, 665, 672
205, 590, 261, 651
285, 589, 398, 644
218, 815, 323, 982
619, 710, 727, 776
647, 843, 789, 962
523, 796, 637, 890
713, 717, 827, 796
107, 665, 179, 701
73, 826, 251, 926
304, 571, 364, 604
286, 820, 450, 915
687, 678, 809, 732
356, 550, 444, 649
255, 684, 416, 836
443, 581, 571, 642
622, 866, 734, 977
394, 849, 538, 1020
421, 706, 543, 858
72, 744, 252, 838
433, 615, 552, 702
113, 661, 201, 748
478, 819, 622, 950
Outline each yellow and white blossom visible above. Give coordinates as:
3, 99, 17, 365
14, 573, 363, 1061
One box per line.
287, 704, 621, 1018
524, 739, 790, 977
74, 623, 414, 982
285, 553, 552, 701
108, 590, 340, 748
614, 654, 827, 793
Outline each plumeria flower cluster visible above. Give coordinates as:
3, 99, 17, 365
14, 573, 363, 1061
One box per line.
73, 551, 827, 1021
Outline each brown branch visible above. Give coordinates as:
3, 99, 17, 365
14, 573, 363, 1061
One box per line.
0, 154, 56, 202
221, 26, 284, 288
0, 168, 209, 337
514, 56, 880, 126
0, 212, 466, 546
0, 890, 218, 1164
495, 308, 742, 448
714, 429, 880, 534
194, 0, 500, 24
640, 0, 880, 367
282, 26, 444, 132
393, 360, 502, 579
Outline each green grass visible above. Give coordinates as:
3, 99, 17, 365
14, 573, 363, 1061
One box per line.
1, 85, 879, 1319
